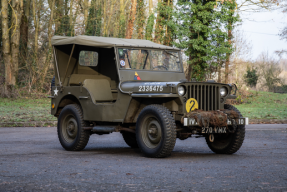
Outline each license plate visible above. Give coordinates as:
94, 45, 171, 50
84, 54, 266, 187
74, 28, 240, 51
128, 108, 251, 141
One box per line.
201, 127, 227, 134
183, 117, 248, 126
227, 118, 248, 125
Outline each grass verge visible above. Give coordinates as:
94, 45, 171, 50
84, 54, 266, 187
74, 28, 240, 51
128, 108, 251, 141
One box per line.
0, 98, 56, 123
236, 91, 287, 119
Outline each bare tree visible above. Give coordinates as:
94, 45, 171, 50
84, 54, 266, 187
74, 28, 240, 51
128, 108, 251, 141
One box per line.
277, 1, 287, 56
126, 0, 137, 39
229, 27, 253, 84
1, 0, 13, 90
224, 0, 281, 83
11, 0, 24, 83
237, 0, 281, 12
256, 52, 283, 91
1, 0, 23, 96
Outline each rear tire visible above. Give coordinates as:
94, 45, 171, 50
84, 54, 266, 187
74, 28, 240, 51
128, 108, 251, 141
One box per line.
121, 132, 138, 148
205, 104, 245, 154
57, 104, 90, 151
136, 105, 176, 158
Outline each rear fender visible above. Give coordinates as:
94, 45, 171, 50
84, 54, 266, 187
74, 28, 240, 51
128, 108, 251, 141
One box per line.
54, 95, 82, 117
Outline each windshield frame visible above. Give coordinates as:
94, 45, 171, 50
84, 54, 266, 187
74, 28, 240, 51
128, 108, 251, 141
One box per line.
116, 47, 183, 73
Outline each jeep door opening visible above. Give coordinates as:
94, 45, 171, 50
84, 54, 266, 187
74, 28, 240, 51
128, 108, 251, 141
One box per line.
50, 35, 248, 158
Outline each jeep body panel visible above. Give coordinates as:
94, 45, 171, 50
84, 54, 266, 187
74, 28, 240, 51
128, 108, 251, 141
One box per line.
50, 35, 237, 124
51, 35, 247, 157
51, 86, 131, 122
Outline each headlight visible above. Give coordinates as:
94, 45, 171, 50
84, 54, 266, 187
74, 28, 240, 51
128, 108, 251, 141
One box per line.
178, 86, 185, 96
220, 87, 228, 97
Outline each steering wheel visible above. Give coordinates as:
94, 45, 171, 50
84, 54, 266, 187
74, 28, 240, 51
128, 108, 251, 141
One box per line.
153, 65, 168, 70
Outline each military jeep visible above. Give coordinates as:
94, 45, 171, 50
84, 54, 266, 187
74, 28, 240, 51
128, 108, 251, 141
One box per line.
50, 35, 248, 158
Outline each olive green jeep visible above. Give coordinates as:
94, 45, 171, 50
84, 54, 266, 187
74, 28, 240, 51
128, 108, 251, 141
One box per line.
50, 35, 248, 158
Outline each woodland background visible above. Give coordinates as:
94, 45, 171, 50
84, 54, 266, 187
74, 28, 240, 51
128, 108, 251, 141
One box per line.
0, 0, 287, 98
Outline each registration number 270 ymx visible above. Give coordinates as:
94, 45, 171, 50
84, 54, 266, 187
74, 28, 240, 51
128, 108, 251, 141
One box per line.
201, 127, 227, 134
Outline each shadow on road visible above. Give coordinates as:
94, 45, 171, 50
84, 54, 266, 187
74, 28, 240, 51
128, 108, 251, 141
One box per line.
52, 145, 241, 160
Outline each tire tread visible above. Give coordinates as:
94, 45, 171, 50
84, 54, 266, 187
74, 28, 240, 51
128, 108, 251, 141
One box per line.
57, 104, 90, 151
206, 104, 245, 154
137, 104, 176, 158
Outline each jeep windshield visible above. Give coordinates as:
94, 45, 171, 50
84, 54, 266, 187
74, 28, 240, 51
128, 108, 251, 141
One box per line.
118, 48, 182, 72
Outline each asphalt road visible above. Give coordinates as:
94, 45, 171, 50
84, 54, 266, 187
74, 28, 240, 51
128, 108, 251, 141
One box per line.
0, 125, 286, 192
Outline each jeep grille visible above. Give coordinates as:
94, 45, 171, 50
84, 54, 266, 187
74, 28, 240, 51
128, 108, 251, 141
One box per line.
187, 84, 220, 111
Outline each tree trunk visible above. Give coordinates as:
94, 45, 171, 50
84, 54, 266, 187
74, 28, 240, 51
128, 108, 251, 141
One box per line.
22, 0, 31, 50
145, 13, 155, 41
2, 0, 14, 89
0, 1, 3, 77
225, 22, 232, 83
74, 1, 80, 35
105, 0, 116, 37
136, 0, 145, 39
83, 0, 89, 28
41, 0, 56, 87
69, 0, 74, 36
55, 0, 63, 34
102, 0, 107, 36
186, 56, 192, 81
118, 0, 126, 38
20, 4, 29, 64
32, 0, 39, 58
11, 0, 24, 84
149, 0, 153, 13
218, 64, 221, 83
145, 0, 154, 41
154, 0, 163, 44
48, 0, 55, 48
126, 0, 137, 39
163, 0, 173, 46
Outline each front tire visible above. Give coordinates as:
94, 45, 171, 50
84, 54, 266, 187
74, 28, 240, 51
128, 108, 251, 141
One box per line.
136, 105, 176, 158
57, 104, 90, 151
205, 104, 245, 154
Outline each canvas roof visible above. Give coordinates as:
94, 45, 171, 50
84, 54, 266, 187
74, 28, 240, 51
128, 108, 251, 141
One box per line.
51, 35, 180, 50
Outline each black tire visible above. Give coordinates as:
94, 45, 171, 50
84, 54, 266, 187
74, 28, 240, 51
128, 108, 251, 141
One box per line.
205, 104, 245, 154
121, 132, 138, 148
57, 104, 90, 151
136, 105, 176, 158
51, 76, 55, 94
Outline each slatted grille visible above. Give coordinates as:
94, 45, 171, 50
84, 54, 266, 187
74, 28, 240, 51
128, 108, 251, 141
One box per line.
187, 84, 220, 111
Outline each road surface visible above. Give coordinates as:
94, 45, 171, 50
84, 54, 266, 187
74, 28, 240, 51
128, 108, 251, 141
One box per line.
0, 124, 286, 192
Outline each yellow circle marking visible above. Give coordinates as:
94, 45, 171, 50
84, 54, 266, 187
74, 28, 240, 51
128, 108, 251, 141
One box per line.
186, 98, 198, 113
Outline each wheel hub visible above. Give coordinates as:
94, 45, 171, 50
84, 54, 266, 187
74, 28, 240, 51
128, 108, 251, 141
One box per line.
62, 115, 78, 142
147, 119, 161, 145
67, 121, 76, 136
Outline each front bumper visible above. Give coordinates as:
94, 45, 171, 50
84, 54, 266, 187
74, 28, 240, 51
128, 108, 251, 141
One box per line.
181, 109, 249, 128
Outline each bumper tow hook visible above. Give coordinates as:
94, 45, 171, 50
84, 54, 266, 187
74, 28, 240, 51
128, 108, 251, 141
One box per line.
209, 134, 214, 142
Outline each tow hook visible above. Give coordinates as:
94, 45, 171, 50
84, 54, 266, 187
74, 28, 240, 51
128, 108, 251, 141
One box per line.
209, 134, 214, 142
